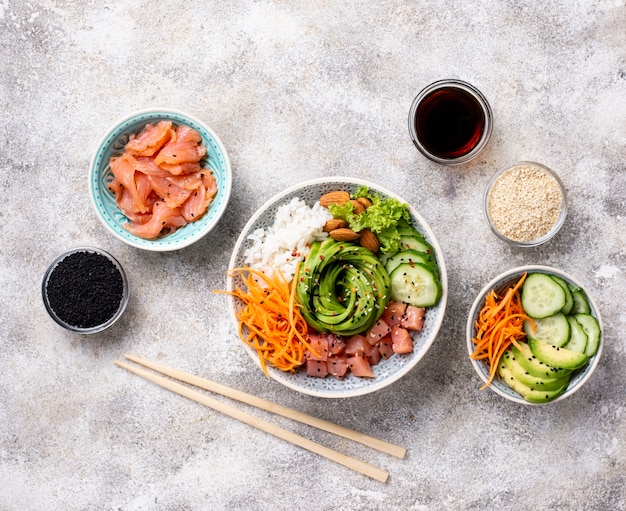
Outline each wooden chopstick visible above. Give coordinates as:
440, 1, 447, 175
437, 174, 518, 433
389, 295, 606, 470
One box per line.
114, 357, 393, 482
123, 354, 406, 459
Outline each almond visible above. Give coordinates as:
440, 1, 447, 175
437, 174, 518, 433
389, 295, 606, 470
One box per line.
319, 191, 350, 208
360, 228, 380, 253
330, 228, 361, 242
356, 197, 373, 209
350, 199, 365, 214
323, 218, 348, 232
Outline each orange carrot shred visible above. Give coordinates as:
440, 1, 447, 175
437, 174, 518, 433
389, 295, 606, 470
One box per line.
470, 273, 535, 390
217, 264, 315, 376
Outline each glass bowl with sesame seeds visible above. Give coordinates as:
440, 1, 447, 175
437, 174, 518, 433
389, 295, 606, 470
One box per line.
42, 247, 130, 334
484, 161, 567, 247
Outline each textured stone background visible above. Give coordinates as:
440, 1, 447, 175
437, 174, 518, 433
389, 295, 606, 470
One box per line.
1, 1, 625, 510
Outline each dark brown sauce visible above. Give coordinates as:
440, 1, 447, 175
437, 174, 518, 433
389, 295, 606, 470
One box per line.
415, 87, 485, 159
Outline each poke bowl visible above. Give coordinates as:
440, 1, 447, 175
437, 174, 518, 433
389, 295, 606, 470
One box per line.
89, 108, 232, 251
226, 176, 448, 398
466, 265, 603, 405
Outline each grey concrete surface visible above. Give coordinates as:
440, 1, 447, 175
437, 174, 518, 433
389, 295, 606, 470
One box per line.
1, 1, 625, 510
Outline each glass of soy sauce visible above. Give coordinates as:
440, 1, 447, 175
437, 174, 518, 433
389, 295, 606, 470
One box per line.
409, 79, 493, 165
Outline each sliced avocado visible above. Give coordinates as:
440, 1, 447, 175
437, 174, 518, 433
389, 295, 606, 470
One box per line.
497, 362, 568, 403
511, 342, 572, 379
528, 338, 589, 370
501, 350, 571, 391
296, 239, 391, 336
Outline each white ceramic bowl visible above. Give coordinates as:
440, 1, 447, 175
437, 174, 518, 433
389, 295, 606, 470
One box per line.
466, 265, 603, 405
89, 108, 232, 251
227, 176, 448, 398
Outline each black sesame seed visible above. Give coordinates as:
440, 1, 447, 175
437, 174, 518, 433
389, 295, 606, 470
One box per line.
45, 251, 123, 329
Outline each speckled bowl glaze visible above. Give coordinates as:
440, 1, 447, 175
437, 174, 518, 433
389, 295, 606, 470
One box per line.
89, 108, 232, 251
227, 176, 448, 398
466, 265, 603, 405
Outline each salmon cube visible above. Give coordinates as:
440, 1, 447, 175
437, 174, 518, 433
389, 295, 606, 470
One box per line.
347, 353, 375, 378
382, 301, 407, 327
391, 325, 414, 354
368, 345, 381, 366
306, 359, 328, 378
376, 334, 395, 359
401, 306, 426, 332
327, 354, 349, 380
345, 334, 371, 356
365, 318, 391, 345
306, 332, 329, 361
327, 334, 346, 355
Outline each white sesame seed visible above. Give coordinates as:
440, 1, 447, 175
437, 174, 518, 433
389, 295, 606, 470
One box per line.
487, 164, 563, 242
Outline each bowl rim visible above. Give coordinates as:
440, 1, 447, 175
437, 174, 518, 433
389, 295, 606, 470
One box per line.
226, 175, 448, 398
88, 107, 232, 252
466, 265, 603, 405
41, 246, 130, 334
483, 161, 568, 247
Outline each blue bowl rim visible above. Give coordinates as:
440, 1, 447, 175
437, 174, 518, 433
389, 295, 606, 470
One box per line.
88, 107, 232, 251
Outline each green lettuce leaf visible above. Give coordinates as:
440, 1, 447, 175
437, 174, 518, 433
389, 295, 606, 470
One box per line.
328, 188, 411, 253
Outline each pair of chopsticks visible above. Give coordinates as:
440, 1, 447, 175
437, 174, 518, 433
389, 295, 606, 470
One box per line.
114, 355, 406, 482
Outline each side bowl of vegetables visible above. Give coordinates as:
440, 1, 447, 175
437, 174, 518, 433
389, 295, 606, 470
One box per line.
226, 176, 448, 398
466, 265, 603, 405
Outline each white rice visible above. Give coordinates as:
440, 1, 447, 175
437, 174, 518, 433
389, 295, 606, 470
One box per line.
243, 197, 333, 281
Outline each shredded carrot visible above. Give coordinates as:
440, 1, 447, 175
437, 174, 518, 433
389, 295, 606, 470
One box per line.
217, 263, 316, 376
470, 273, 535, 390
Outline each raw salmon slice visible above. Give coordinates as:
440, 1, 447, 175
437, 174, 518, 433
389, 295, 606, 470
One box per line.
157, 161, 202, 176
180, 171, 218, 222
154, 125, 207, 167
148, 175, 192, 209
167, 172, 203, 191
134, 156, 171, 177
107, 121, 217, 240
125, 120, 173, 157
109, 153, 149, 214
124, 200, 187, 239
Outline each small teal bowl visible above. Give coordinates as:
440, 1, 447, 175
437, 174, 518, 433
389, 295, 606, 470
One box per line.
89, 108, 232, 251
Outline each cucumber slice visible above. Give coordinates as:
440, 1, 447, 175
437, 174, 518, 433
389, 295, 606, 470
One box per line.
528, 338, 589, 370
523, 313, 570, 347
389, 262, 441, 307
563, 316, 588, 354
570, 289, 591, 314
384, 249, 438, 276
551, 275, 574, 315
574, 314, 601, 357
521, 273, 566, 318
398, 235, 432, 254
